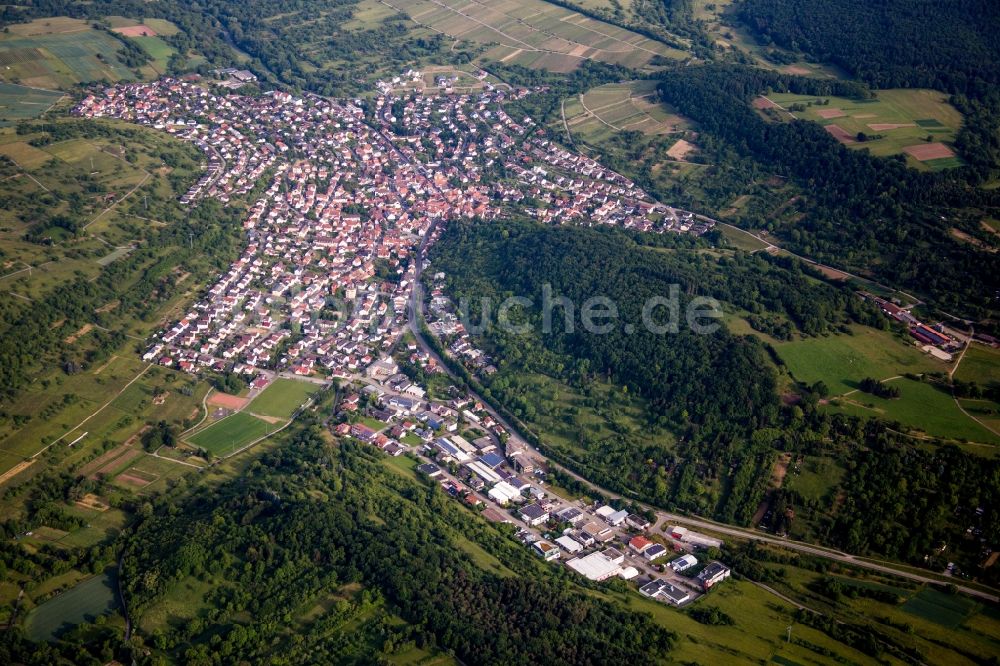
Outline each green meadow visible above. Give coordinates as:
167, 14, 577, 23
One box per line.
775, 325, 941, 395
834, 377, 1000, 445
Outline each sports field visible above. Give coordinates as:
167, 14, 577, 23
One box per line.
562, 80, 692, 141
24, 568, 119, 641
0, 18, 138, 89
387, 0, 686, 71
249, 378, 319, 418
187, 412, 277, 455
766, 89, 963, 169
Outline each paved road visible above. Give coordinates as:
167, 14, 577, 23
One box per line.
404, 230, 1000, 604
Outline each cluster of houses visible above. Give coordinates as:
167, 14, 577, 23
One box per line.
76, 75, 712, 383
75, 75, 737, 606
383, 87, 707, 235
518, 501, 732, 604
424, 271, 496, 378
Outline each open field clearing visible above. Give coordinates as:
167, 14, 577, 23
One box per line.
955, 343, 1000, 388
835, 377, 1000, 445
603, 579, 883, 665
187, 411, 280, 456
249, 378, 319, 418
342, 0, 401, 30
0, 18, 138, 90
766, 89, 963, 169
563, 80, 692, 138
775, 325, 943, 395
386, 0, 686, 71
718, 224, 771, 251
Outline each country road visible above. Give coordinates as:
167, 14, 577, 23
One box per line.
405, 229, 999, 604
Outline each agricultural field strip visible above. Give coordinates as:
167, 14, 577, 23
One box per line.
574, 88, 663, 132
392, 0, 669, 58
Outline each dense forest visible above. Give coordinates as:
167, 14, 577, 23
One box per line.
654, 65, 1000, 319
827, 420, 1000, 563
111, 425, 676, 664
430, 219, 1000, 582
430, 218, 880, 520
736, 0, 1000, 93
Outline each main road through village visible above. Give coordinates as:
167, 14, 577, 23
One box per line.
406, 218, 999, 604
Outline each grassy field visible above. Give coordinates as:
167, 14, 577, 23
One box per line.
954, 344, 1000, 433
834, 377, 1000, 445
388, 0, 685, 72
766, 89, 964, 169
24, 568, 119, 641
955, 344, 1000, 388
342, 0, 401, 30
775, 325, 942, 395
600, 579, 883, 665
756, 555, 1000, 665
187, 412, 278, 455
130, 35, 177, 74
249, 378, 318, 418
901, 586, 978, 629
718, 223, 771, 251
783, 455, 845, 504
0, 18, 140, 90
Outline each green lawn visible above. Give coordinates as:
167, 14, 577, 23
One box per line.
783, 456, 844, 504
130, 35, 176, 73
356, 415, 388, 431
719, 224, 771, 251
249, 378, 318, 418
187, 412, 277, 455
775, 325, 941, 395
